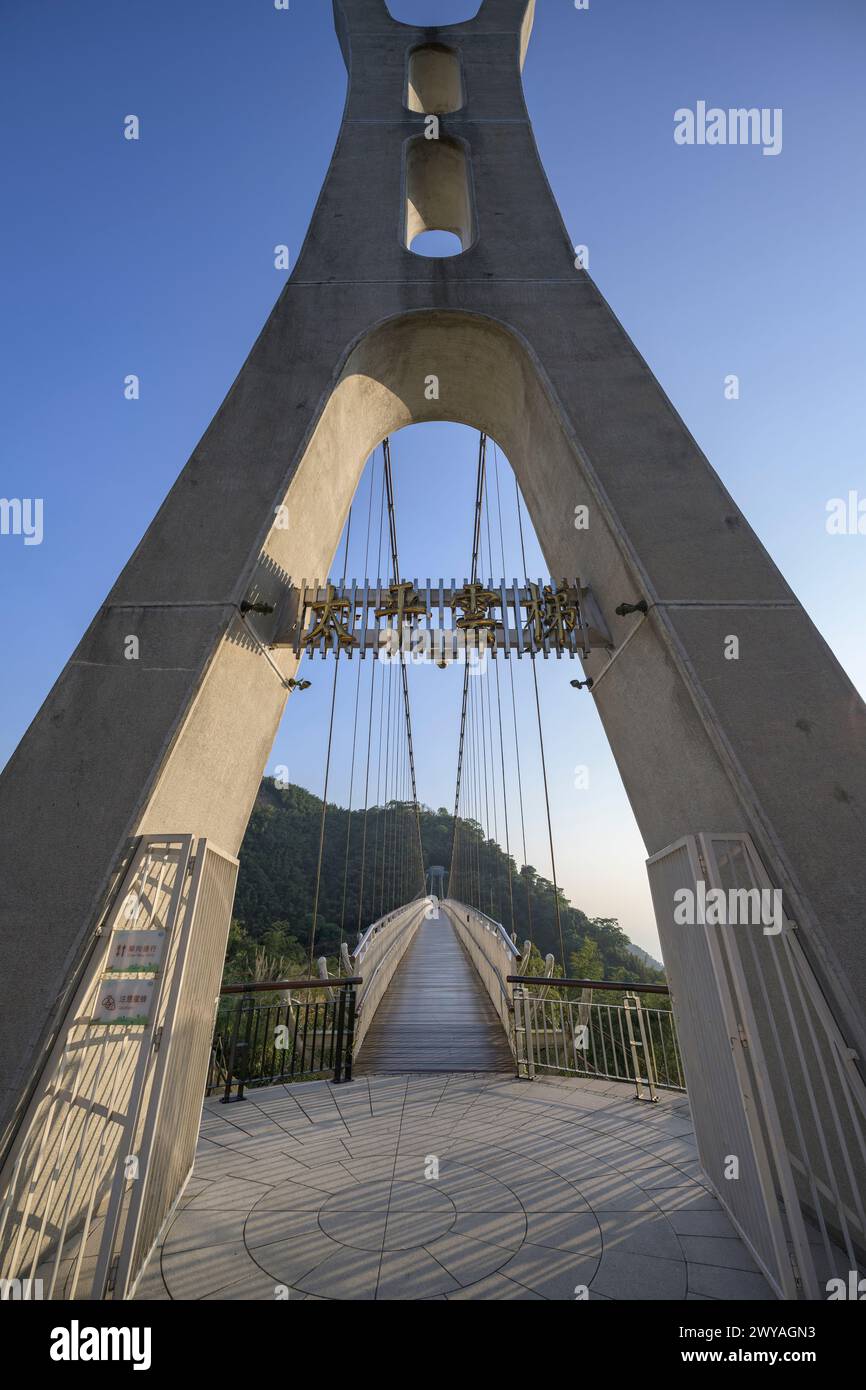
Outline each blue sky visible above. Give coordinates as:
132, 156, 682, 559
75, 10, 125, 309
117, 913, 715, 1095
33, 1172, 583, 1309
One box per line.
1, 0, 864, 956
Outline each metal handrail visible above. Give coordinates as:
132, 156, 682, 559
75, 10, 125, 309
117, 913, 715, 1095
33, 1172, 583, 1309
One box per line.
210, 978, 360, 1097
353, 899, 424, 960
452, 921, 515, 1007
357, 921, 419, 997
507, 975, 670, 994
465, 906, 522, 958
352, 901, 429, 978
449, 899, 521, 955
510, 975, 683, 1096
221, 977, 362, 994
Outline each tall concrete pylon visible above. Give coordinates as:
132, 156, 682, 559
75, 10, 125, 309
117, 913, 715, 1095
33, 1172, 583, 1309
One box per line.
1, 0, 865, 1289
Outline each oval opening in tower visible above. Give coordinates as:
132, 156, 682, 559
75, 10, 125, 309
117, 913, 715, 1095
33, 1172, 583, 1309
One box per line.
409, 230, 464, 258
405, 136, 474, 257
406, 44, 463, 115
388, 2, 480, 25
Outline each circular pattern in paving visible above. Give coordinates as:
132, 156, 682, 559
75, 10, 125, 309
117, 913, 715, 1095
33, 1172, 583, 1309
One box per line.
318, 1179, 457, 1251
138, 1076, 766, 1301
236, 1156, 531, 1297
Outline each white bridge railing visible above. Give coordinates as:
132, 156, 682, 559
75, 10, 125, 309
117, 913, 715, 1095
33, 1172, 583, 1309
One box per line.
441, 899, 524, 1048
346, 898, 430, 1055
442, 900, 684, 1101
510, 977, 684, 1098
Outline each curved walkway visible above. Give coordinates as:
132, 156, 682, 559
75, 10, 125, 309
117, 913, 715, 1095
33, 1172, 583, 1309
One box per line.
134, 1074, 774, 1302
354, 913, 514, 1073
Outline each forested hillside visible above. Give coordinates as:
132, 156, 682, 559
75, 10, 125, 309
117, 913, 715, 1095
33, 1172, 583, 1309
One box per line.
225, 778, 666, 987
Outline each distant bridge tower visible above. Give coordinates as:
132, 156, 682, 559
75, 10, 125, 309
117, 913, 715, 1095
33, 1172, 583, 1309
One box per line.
427, 866, 447, 900
1, 1, 864, 1299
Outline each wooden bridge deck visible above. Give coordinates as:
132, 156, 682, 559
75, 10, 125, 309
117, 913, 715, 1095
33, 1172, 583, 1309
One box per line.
354, 914, 514, 1073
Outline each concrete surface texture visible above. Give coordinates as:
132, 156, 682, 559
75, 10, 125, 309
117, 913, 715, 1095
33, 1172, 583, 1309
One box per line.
1, 0, 864, 1224
133, 1073, 774, 1302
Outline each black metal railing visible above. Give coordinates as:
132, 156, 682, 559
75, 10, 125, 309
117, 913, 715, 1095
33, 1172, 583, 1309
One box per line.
206, 977, 361, 1101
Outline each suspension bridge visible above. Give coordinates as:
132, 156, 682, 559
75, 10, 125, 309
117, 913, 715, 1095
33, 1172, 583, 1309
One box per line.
1, 0, 865, 1306
353, 906, 515, 1074
2, 430, 863, 1304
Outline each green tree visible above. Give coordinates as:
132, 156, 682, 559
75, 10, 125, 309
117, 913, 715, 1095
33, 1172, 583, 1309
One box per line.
569, 937, 604, 981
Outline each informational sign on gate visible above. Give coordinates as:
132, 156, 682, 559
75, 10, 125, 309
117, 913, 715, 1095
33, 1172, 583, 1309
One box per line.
104, 928, 167, 975
91, 979, 157, 1027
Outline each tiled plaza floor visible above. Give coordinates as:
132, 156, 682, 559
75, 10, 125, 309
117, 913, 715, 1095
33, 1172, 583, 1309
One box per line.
134, 1073, 775, 1301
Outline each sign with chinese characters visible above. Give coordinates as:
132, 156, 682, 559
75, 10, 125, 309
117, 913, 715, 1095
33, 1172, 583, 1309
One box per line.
91, 979, 157, 1027
104, 929, 167, 975
269, 579, 613, 661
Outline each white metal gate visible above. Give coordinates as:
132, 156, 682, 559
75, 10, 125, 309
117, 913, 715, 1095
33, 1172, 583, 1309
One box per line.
0, 834, 238, 1301
98, 838, 238, 1299
647, 832, 866, 1300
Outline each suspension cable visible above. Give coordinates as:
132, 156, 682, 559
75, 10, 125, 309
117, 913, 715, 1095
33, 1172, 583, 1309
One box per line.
489, 445, 514, 935
475, 637, 494, 916
339, 450, 377, 945
467, 678, 477, 907
356, 455, 387, 934
492, 443, 533, 945
479, 475, 501, 922
382, 436, 426, 900
308, 509, 352, 972
476, 702, 486, 910
389, 672, 401, 909
447, 431, 487, 897
375, 658, 395, 919
514, 473, 567, 972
